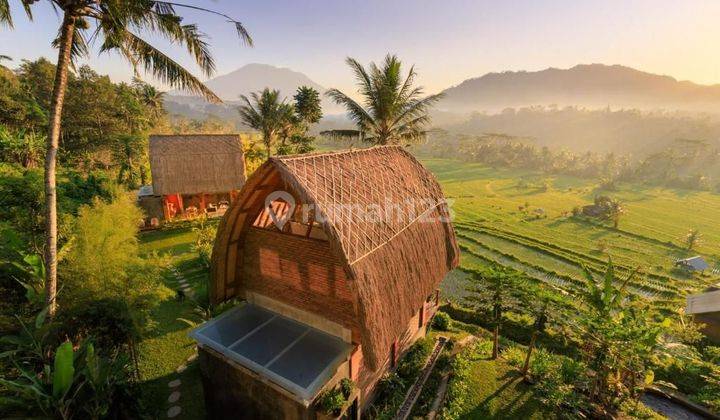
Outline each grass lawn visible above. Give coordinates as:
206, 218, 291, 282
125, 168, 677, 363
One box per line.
137, 226, 208, 419
457, 357, 555, 420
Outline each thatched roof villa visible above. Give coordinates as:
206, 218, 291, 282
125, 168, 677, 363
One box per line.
192, 146, 459, 418
139, 134, 246, 224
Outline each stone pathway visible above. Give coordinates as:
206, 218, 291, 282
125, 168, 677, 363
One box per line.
166, 344, 199, 418
171, 267, 195, 300
166, 266, 198, 418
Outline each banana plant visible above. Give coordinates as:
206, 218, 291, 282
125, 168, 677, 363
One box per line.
0, 341, 82, 420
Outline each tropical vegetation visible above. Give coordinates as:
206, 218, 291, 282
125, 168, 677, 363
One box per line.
324, 54, 442, 145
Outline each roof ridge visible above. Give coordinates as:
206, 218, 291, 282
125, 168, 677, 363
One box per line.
272, 145, 403, 162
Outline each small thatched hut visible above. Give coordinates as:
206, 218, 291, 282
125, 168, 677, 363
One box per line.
193, 146, 459, 418
143, 134, 246, 222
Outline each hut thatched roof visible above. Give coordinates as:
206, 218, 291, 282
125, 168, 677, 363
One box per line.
211, 146, 459, 369
149, 134, 246, 195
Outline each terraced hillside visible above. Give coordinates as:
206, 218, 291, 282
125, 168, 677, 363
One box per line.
424, 159, 720, 312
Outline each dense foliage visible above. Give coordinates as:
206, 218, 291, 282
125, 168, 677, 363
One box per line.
413, 131, 720, 192
238, 85, 322, 157
324, 55, 441, 145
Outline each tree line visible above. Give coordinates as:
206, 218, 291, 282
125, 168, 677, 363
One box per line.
414, 132, 720, 192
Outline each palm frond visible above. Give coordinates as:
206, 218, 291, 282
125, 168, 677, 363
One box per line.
52, 19, 89, 64
0, 0, 11, 27
154, 1, 253, 46
325, 88, 374, 130
391, 92, 443, 129
117, 30, 221, 103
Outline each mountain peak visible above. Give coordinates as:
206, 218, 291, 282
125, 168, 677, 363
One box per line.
169, 63, 325, 102
440, 63, 720, 112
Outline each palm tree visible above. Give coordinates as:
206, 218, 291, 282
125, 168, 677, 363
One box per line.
519, 286, 570, 377
1, 0, 252, 317
325, 54, 442, 145
604, 198, 625, 229
685, 228, 701, 251
468, 266, 526, 359
238, 88, 290, 158
133, 77, 166, 122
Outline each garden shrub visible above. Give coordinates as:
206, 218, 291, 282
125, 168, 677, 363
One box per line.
55, 298, 140, 355
440, 343, 474, 420
396, 337, 433, 380
62, 194, 170, 324
376, 372, 404, 402
501, 345, 525, 367
317, 387, 345, 415
367, 373, 406, 419
191, 216, 217, 269
339, 378, 354, 399
439, 303, 581, 358
432, 311, 452, 331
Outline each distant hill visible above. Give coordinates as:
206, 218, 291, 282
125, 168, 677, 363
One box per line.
439, 64, 720, 113
169, 63, 324, 102
165, 63, 342, 125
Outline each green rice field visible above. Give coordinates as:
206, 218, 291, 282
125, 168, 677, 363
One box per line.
422, 158, 720, 310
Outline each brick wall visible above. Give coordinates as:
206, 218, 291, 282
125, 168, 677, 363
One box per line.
240, 228, 361, 335
357, 294, 440, 408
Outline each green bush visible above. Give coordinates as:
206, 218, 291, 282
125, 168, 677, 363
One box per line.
55, 298, 140, 355
62, 194, 171, 320
440, 344, 473, 420
0, 308, 142, 419
191, 216, 217, 269
339, 378, 354, 399
367, 372, 406, 419
396, 338, 433, 381
432, 312, 452, 331
439, 303, 581, 359
501, 345, 526, 367
317, 387, 345, 415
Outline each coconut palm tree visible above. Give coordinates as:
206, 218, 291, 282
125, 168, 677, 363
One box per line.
0, 0, 252, 317
685, 228, 701, 251
133, 78, 166, 122
238, 88, 291, 158
468, 266, 527, 359
604, 198, 626, 229
325, 54, 442, 145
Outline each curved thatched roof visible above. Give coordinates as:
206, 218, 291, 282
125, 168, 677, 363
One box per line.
149, 134, 246, 195
211, 146, 459, 369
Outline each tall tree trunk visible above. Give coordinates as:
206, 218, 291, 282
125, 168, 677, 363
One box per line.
521, 330, 538, 376
492, 324, 499, 359
44, 12, 75, 318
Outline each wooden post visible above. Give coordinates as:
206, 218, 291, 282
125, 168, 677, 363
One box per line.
162, 196, 170, 220
177, 194, 185, 218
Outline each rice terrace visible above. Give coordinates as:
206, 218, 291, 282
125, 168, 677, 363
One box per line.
425, 159, 720, 308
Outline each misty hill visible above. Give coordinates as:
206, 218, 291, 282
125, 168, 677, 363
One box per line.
438, 107, 720, 157
165, 63, 342, 124
169, 63, 324, 102
439, 64, 720, 113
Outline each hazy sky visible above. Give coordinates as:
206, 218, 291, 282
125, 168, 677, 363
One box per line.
2, 0, 720, 95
